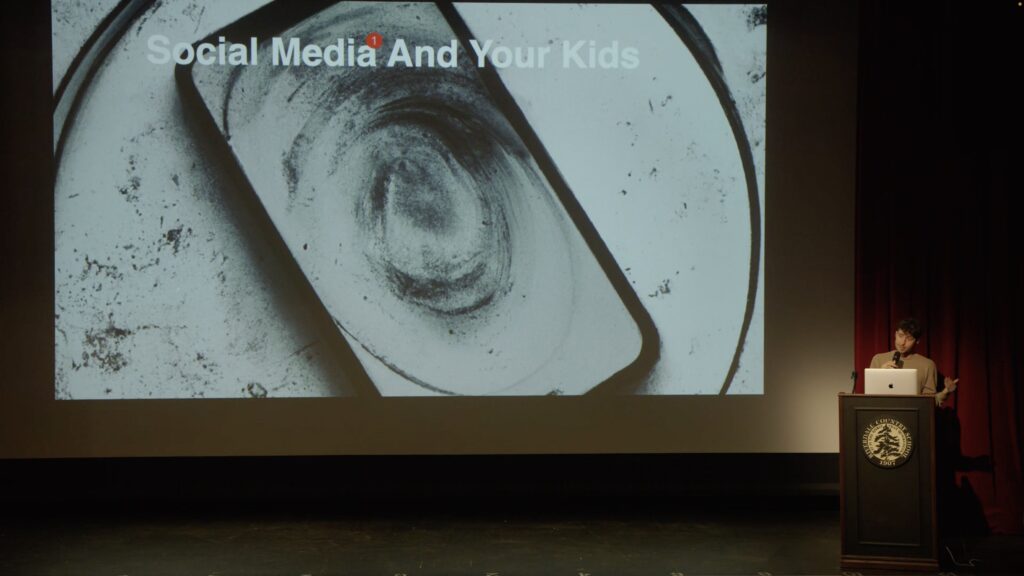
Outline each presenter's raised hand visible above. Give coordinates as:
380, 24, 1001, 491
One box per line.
935, 376, 959, 406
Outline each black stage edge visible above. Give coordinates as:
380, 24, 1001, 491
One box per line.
1, 453, 838, 516
4, 454, 1024, 575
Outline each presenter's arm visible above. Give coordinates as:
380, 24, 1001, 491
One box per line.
922, 362, 937, 395
934, 376, 959, 407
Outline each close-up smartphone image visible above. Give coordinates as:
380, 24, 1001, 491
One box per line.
53, 0, 765, 398
182, 2, 654, 396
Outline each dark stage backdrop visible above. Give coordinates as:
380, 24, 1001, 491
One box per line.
854, 0, 1023, 533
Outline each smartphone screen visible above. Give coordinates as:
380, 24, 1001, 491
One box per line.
178, 2, 657, 396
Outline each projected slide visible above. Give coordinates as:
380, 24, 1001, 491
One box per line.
53, 1, 766, 398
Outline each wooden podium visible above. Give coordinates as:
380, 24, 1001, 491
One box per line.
839, 393, 938, 571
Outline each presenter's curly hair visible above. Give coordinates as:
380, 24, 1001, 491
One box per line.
897, 318, 923, 339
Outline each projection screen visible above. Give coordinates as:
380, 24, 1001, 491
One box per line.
0, 0, 857, 457
53, 1, 766, 399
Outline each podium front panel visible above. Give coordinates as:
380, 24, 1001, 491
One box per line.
839, 394, 937, 570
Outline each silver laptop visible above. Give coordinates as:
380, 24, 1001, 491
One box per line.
864, 368, 918, 395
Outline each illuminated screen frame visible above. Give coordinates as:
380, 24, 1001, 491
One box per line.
0, 0, 857, 458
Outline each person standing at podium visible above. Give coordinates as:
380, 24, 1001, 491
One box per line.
869, 318, 957, 406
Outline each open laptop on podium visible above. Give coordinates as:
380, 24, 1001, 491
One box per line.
864, 368, 918, 395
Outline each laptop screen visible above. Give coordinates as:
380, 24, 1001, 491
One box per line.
864, 368, 918, 395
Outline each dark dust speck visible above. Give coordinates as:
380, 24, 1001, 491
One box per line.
747, 5, 767, 29
246, 382, 268, 398
82, 322, 133, 373
648, 279, 672, 298
118, 176, 141, 203
161, 226, 192, 254
81, 255, 123, 281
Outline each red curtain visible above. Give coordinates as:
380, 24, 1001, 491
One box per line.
854, 1, 1023, 533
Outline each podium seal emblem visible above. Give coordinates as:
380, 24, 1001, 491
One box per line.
862, 417, 914, 468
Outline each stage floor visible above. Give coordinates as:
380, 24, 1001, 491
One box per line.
2, 508, 1022, 576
